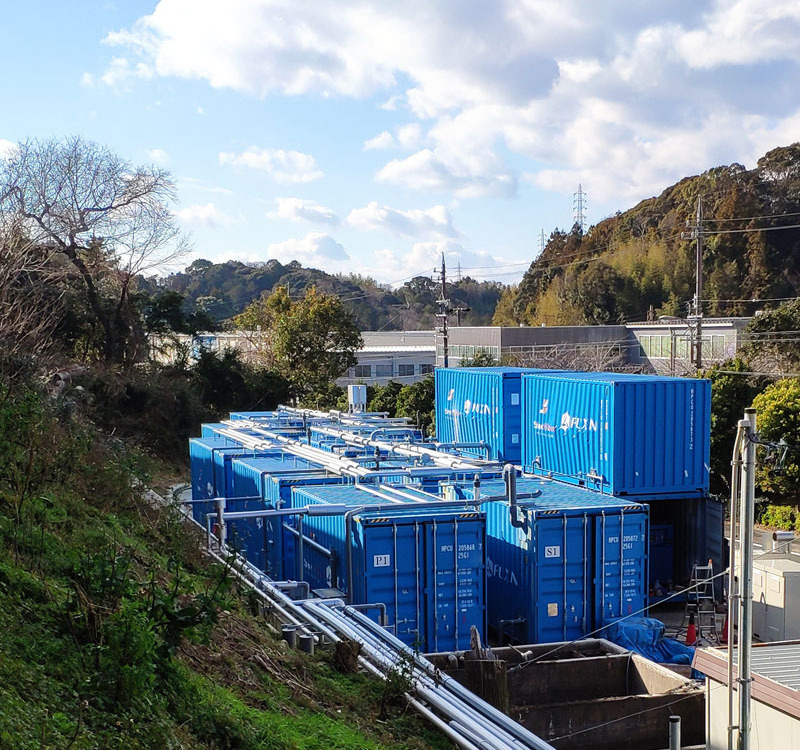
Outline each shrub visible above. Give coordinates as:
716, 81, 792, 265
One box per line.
761, 504, 796, 531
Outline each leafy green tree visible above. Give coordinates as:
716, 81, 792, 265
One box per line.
741, 299, 800, 373
141, 290, 215, 335
459, 349, 499, 367
708, 358, 765, 493
751, 378, 800, 503
368, 381, 403, 417
396, 377, 435, 436
272, 287, 362, 397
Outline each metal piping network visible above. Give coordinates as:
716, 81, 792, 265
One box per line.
303, 600, 555, 750
306, 424, 495, 471
166, 487, 552, 749
215, 423, 496, 481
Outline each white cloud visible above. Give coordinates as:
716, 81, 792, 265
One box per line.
218, 146, 323, 183
176, 202, 234, 227
269, 197, 340, 225
104, 0, 800, 210
196, 105, 205, 115
80, 71, 95, 87
178, 176, 233, 195
0, 139, 17, 160
367, 240, 512, 286
146, 148, 170, 165
266, 232, 349, 268
377, 149, 517, 199
363, 131, 395, 151
99, 56, 153, 91
347, 201, 458, 239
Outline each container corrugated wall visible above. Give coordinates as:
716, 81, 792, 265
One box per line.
288, 484, 486, 652
457, 477, 648, 644
521, 373, 711, 496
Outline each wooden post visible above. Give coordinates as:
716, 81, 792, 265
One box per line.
463, 660, 509, 713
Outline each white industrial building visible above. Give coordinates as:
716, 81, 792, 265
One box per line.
695, 641, 800, 750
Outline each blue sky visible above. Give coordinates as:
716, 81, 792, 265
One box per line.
2, 0, 799, 285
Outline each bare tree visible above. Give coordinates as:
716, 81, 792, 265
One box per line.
0, 212, 67, 378
0, 137, 190, 362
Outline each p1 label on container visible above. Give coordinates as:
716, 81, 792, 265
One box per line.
373, 554, 391, 568
547, 603, 559, 617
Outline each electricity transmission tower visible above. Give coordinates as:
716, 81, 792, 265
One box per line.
573, 183, 588, 231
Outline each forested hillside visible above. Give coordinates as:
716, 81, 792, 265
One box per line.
494, 143, 800, 326
153, 259, 503, 330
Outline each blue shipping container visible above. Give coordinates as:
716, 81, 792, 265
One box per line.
521, 373, 711, 496
289, 484, 486, 652
435, 368, 565, 463
455, 477, 648, 644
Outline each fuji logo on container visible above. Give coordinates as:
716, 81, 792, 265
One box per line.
463, 399, 491, 416
559, 411, 598, 432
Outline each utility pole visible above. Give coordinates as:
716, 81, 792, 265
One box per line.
681, 195, 704, 369
694, 196, 704, 369
456, 261, 462, 282
437, 253, 450, 368
538, 229, 546, 255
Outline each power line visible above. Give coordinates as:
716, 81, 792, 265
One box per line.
703, 210, 800, 223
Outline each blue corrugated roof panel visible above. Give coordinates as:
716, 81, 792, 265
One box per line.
231, 456, 317, 500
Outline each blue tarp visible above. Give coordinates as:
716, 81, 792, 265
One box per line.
602, 617, 696, 667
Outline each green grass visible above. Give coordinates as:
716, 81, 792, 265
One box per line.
0, 386, 452, 750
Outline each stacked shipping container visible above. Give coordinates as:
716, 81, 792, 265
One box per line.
435, 367, 721, 596
452, 477, 648, 644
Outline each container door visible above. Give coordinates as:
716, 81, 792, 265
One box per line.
362, 519, 425, 647
533, 513, 591, 644
422, 515, 485, 652
594, 510, 648, 627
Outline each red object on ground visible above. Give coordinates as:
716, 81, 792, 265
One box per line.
686, 612, 697, 645
721, 613, 729, 644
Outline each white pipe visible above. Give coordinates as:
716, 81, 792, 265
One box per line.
738, 409, 756, 750
728, 422, 745, 750
308, 424, 491, 470
302, 601, 531, 750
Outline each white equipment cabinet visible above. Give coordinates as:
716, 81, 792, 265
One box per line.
752, 553, 800, 642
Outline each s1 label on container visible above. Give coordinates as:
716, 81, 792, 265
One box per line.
373, 554, 391, 568
511, 393, 520, 406
547, 602, 559, 617
544, 545, 561, 559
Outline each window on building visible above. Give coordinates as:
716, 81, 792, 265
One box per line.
419, 364, 434, 375
353, 364, 371, 378
375, 364, 392, 377
651, 335, 662, 358
398, 364, 415, 377
711, 334, 725, 359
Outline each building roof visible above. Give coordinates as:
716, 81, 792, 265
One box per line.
694, 641, 800, 718
359, 345, 435, 353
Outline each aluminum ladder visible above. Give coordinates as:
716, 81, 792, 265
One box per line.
683, 560, 717, 642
